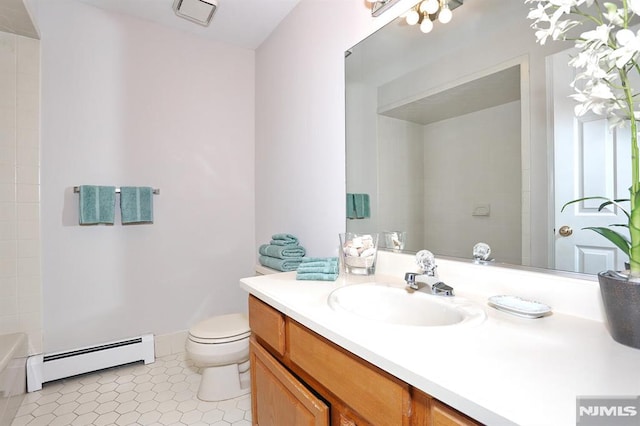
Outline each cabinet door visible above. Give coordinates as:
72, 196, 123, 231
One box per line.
250, 337, 329, 426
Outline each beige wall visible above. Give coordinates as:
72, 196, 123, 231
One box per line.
0, 31, 42, 355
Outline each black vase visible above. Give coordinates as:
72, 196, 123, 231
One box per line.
597, 270, 640, 349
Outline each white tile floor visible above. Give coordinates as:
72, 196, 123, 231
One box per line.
11, 353, 252, 426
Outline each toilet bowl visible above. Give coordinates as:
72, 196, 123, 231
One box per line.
185, 313, 251, 401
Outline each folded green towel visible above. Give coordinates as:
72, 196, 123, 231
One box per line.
297, 265, 338, 274
259, 255, 303, 272
301, 257, 339, 263
120, 186, 154, 224
296, 272, 339, 281
79, 185, 116, 225
259, 244, 306, 259
270, 233, 299, 246
297, 257, 338, 274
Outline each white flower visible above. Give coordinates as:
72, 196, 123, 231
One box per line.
611, 29, 640, 69
602, 3, 624, 26
577, 24, 611, 50
526, 0, 639, 122
629, 0, 640, 16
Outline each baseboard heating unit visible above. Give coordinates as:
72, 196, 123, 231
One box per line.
26, 334, 154, 392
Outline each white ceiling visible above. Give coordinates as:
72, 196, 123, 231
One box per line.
77, 0, 301, 49
2, 0, 302, 49
0, 0, 39, 38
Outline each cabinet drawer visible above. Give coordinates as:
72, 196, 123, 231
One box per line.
248, 295, 286, 356
431, 400, 482, 426
288, 320, 411, 426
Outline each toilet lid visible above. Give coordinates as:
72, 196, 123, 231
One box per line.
189, 313, 250, 340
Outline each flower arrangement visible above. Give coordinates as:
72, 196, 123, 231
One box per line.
526, 0, 640, 277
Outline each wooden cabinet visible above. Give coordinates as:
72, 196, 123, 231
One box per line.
248, 295, 481, 426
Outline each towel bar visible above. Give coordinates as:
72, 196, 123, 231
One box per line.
73, 186, 160, 195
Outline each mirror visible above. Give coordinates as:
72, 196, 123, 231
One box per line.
345, 0, 627, 274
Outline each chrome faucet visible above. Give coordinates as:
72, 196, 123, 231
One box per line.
404, 250, 454, 296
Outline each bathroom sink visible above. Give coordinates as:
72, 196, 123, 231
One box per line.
327, 282, 485, 327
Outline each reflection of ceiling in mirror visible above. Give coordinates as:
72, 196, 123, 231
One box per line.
380, 66, 520, 125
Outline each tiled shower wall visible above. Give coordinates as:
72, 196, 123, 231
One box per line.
0, 31, 42, 355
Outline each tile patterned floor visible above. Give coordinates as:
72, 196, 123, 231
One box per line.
11, 353, 252, 426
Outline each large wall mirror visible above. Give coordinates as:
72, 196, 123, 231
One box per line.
346, 0, 630, 275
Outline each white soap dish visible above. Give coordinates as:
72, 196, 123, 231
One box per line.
487, 295, 552, 319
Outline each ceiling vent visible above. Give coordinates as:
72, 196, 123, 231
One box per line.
172, 0, 218, 26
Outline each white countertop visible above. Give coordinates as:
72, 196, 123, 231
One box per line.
240, 258, 640, 426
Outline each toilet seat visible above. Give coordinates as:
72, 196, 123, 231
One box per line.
188, 313, 251, 344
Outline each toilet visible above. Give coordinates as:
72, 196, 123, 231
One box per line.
185, 313, 251, 401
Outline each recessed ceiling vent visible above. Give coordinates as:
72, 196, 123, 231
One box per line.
172, 0, 218, 27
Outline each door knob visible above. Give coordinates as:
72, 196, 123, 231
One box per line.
558, 225, 573, 237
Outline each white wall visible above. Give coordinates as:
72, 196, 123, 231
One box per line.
0, 32, 42, 355
255, 0, 418, 258
377, 116, 424, 252
423, 101, 522, 263
33, 0, 256, 353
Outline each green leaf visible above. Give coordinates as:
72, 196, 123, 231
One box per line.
582, 226, 630, 256
561, 197, 631, 220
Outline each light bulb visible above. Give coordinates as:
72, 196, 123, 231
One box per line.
424, 0, 439, 14
406, 9, 420, 25
420, 17, 433, 33
418, 0, 429, 13
438, 5, 452, 23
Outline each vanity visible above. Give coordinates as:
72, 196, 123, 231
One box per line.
240, 251, 640, 425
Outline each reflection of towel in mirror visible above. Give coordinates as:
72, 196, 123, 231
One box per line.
79, 185, 116, 225
346, 193, 370, 219
259, 244, 306, 259
269, 233, 299, 246
259, 255, 303, 272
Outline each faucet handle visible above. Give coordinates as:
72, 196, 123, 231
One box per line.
416, 250, 436, 275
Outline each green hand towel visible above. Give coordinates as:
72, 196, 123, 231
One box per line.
259, 255, 303, 272
79, 185, 116, 225
297, 257, 338, 274
296, 272, 339, 281
120, 186, 154, 224
259, 244, 306, 259
270, 233, 299, 246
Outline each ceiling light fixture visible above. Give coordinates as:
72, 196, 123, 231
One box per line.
405, 0, 461, 33
172, 0, 218, 27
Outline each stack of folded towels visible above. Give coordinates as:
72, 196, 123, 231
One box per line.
258, 233, 306, 272
296, 257, 339, 281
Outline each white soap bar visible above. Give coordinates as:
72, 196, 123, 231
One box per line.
487, 295, 552, 318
